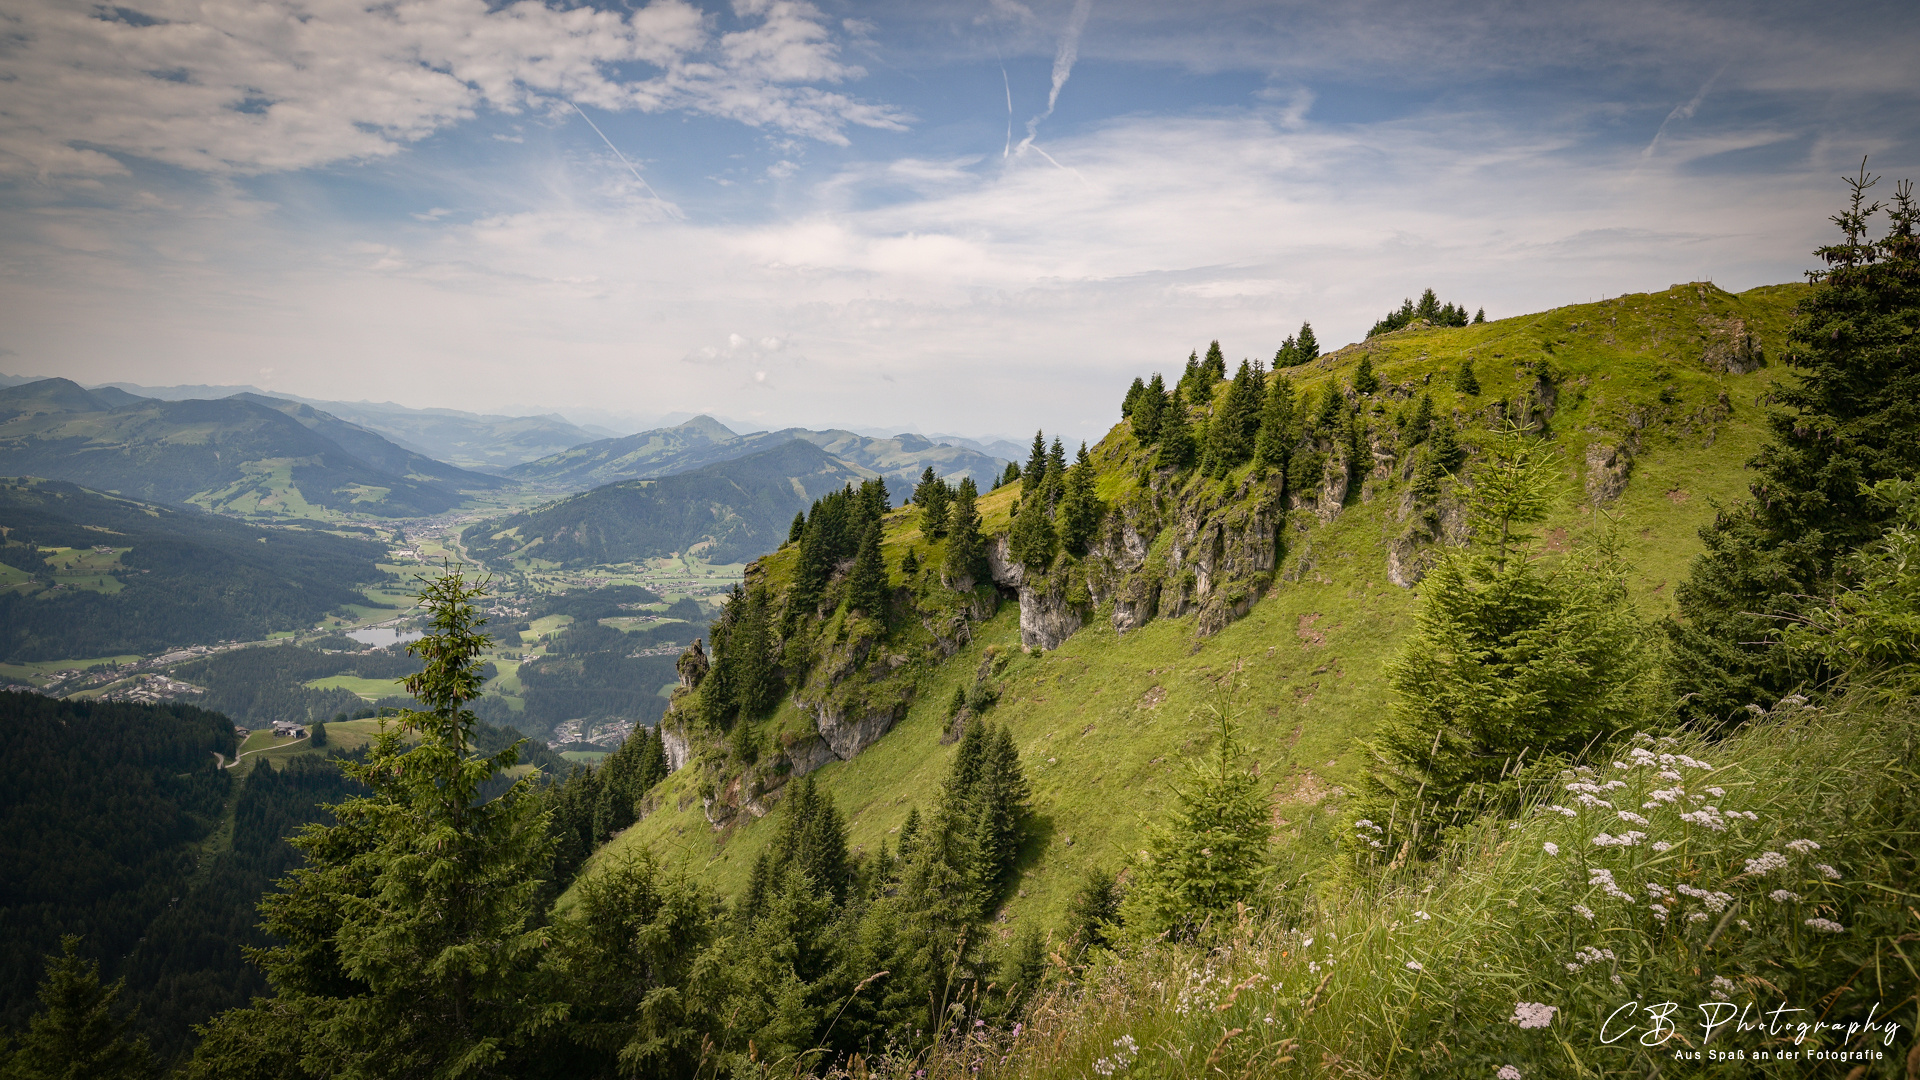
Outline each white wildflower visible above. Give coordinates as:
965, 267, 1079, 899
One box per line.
1592, 831, 1648, 848
1603, 779, 1628, 791
1769, 889, 1801, 903
1406, 960, 1423, 972
1656, 769, 1685, 782
1545, 804, 1577, 817
1705, 786, 1725, 798
1646, 787, 1686, 805
1652, 841, 1674, 852
1650, 905, 1669, 922
1512, 1002, 1557, 1029
1498, 1068, 1523, 1080
1575, 793, 1614, 810
1572, 904, 1595, 921
1645, 882, 1668, 898
1687, 912, 1710, 923
1611, 974, 1625, 987
1710, 976, 1739, 996
1815, 863, 1843, 880
1680, 807, 1728, 831
1354, 819, 1384, 834
1617, 810, 1651, 826
1744, 852, 1790, 875
1543, 842, 1560, 856
1786, 839, 1820, 854
1413, 911, 1432, 922
1738, 919, 1752, 931
1804, 918, 1845, 933
1676, 884, 1735, 912
1613, 761, 1632, 770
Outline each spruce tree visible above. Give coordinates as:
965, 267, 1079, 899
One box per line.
1058, 442, 1104, 557
1358, 426, 1650, 856
1118, 699, 1270, 940
845, 522, 889, 620
1130, 373, 1167, 444
942, 478, 986, 589
998, 461, 1021, 489
1473, 307, 1486, 323
1177, 350, 1202, 401
1454, 358, 1481, 396
1415, 287, 1441, 323
1669, 169, 1920, 721
1201, 340, 1227, 383
1021, 431, 1048, 498
1253, 372, 1297, 473
194, 565, 555, 1077
1008, 485, 1057, 571
7, 937, 156, 1080
1406, 391, 1434, 445
1273, 334, 1297, 369
900, 548, 919, 576
1353, 353, 1379, 395
1313, 379, 1345, 434
915, 469, 950, 538
1429, 419, 1464, 473
1155, 386, 1197, 471
1121, 376, 1145, 419
787, 511, 805, 545
309, 720, 327, 747
1295, 322, 1319, 363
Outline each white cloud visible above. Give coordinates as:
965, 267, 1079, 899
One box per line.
0, 0, 904, 179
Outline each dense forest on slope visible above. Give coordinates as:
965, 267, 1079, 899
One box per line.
0, 694, 235, 1032
464, 439, 873, 567
0, 379, 490, 518
0, 478, 386, 661
169, 641, 425, 725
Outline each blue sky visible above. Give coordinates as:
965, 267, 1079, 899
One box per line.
1, 0, 1915, 441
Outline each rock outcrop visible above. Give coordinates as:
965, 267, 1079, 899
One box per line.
806, 696, 911, 760
1702, 318, 1765, 374
1585, 440, 1633, 504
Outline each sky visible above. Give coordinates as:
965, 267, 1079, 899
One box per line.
1, 0, 1916, 442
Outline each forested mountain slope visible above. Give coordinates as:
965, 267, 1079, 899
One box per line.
589, 280, 1805, 934
465, 439, 876, 567
0, 477, 386, 661
508, 415, 1007, 493
0, 379, 491, 518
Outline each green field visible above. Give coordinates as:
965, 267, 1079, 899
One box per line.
302, 674, 407, 700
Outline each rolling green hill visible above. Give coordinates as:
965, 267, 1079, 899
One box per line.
0, 477, 387, 661
0, 379, 495, 518
508, 415, 1008, 493
583, 280, 1806, 934
465, 438, 876, 567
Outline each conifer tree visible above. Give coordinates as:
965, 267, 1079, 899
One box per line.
1415, 287, 1441, 323
193, 565, 555, 1077
1155, 387, 1197, 471
1454, 358, 1481, 395
1669, 169, 1920, 721
1406, 391, 1435, 445
7, 937, 156, 1080
1177, 350, 1201, 401
1130, 373, 1167, 444
1253, 372, 1297, 475
942, 478, 986, 589
900, 548, 919, 576
309, 720, 327, 748
1021, 431, 1048, 498
1473, 307, 1486, 323
1358, 426, 1650, 856
845, 522, 889, 620
1058, 443, 1104, 557
1295, 322, 1319, 363
1353, 353, 1379, 395
1118, 698, 1270, 939
1313, 379, 1345, 434
1121, 376, 1145, 419
914, 468, 950, 537
787, 511, 805, 545
1008, 485, 1057, 571
1273, 334, 1297, 369
998, 462, 1021, 489
1429, 418, 1464, 473
1201, 340, 1227, 383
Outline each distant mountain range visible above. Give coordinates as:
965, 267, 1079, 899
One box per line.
0, 477, 386, 661
463, 440, 873, 567
89, 381, 612, 471
508, 416, 1007, 495
0, 378, 498, 518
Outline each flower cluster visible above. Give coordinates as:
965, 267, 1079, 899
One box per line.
1511, 1002, 1558, 1029
1803, 917, 1845, 933
1565, 945, 1616, 972
1091, 1034, 1139, 1076
1675, 884, 1734, 912
1592, 831, 1648, 847
1744, 851, 1790, 876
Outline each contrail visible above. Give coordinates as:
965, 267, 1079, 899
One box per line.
1641, 64, 1726, 160
570, 100, 666, 203
1001, 64, 1014, 159
1014, 0, 1092, 157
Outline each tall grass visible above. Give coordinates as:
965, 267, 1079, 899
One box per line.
829, 694, 1918, 1079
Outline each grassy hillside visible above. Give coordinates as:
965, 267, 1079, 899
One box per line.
581, 281, 1806, 942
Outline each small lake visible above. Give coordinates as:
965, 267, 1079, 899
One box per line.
345, 626, 424, 648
